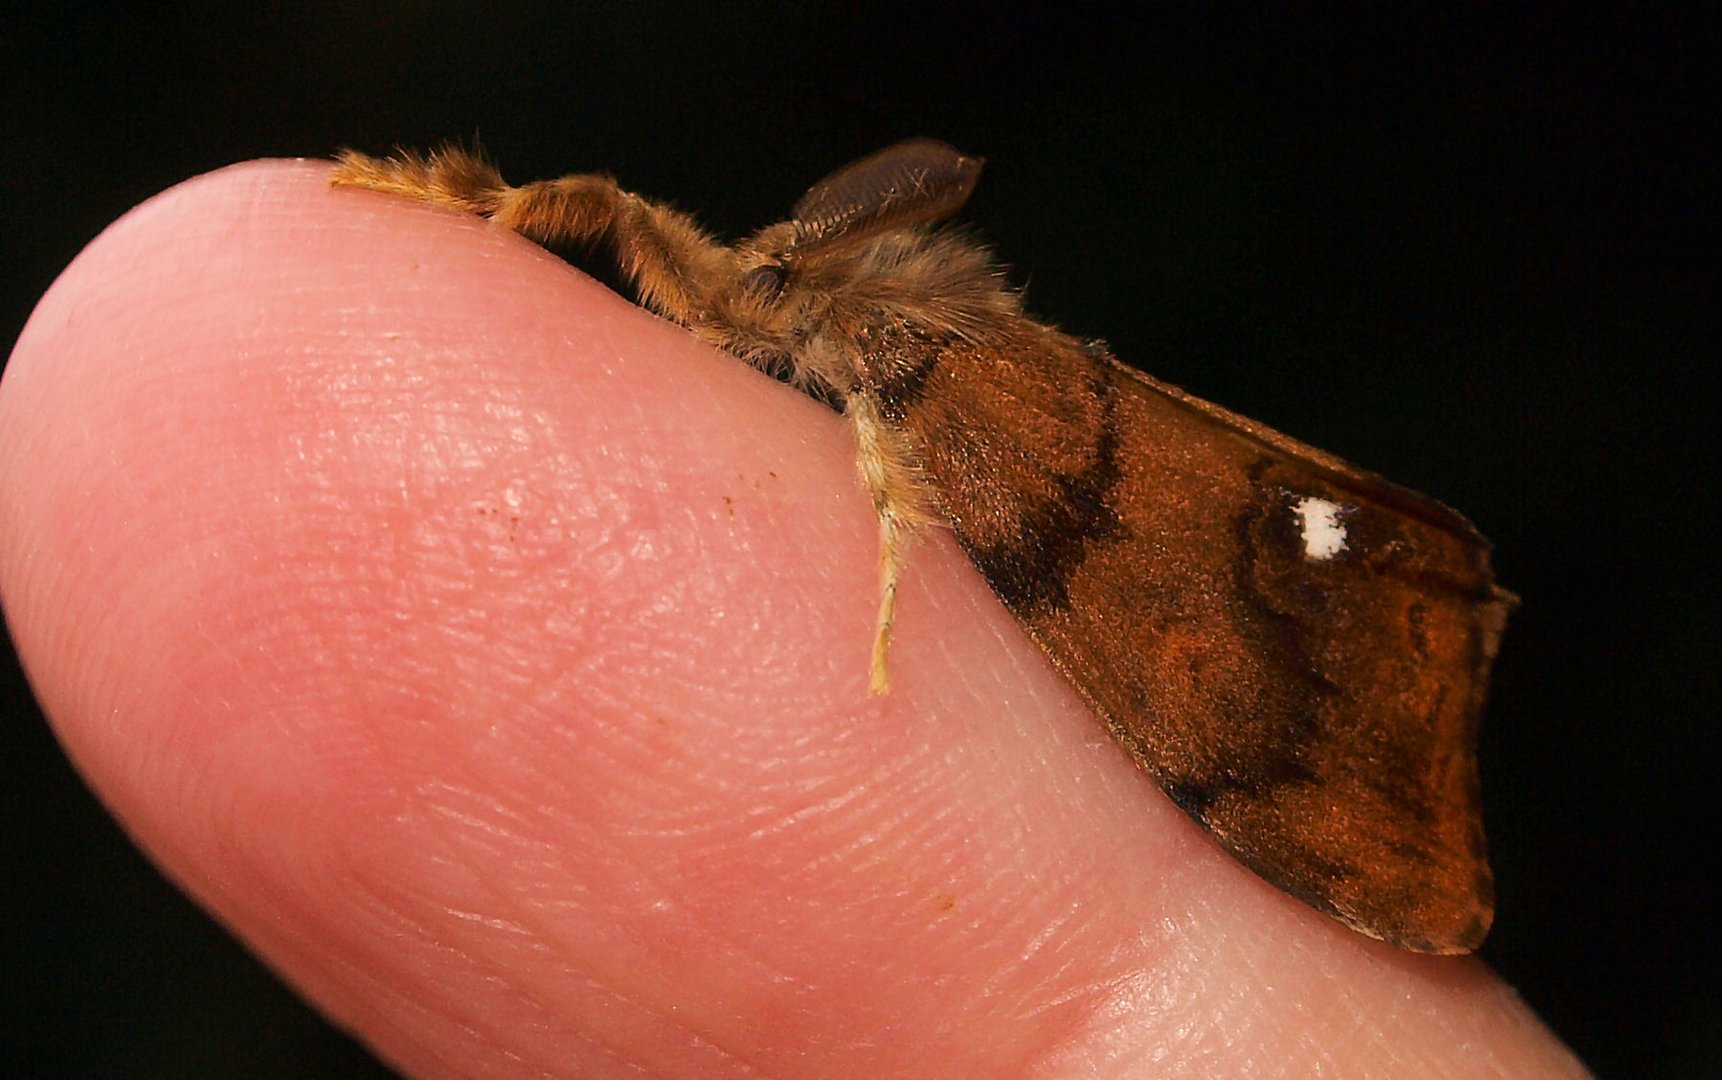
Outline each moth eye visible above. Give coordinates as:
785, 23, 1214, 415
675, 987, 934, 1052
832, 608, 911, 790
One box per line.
741, 262, 787, 301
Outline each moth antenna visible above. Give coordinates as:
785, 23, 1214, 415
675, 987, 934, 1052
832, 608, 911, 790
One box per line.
787, 139, 984, 261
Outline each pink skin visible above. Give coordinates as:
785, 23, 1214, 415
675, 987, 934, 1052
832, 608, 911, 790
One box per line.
0, 161, 1586, 1077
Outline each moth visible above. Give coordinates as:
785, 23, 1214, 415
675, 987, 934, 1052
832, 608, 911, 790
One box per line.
332, 140, 1513, 953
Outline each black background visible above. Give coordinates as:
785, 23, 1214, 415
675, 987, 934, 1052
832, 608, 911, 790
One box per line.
3, 6, 1714, 1077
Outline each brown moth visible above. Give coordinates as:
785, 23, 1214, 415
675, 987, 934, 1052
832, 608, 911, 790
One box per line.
331, 140, 1514, 953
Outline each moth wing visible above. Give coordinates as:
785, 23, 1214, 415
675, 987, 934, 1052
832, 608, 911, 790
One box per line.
900, 332, 1509, 953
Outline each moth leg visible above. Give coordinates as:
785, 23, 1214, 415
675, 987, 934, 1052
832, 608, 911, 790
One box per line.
847, 395, 934, 694
332, 147, 728, 323
330, 146, 511, 217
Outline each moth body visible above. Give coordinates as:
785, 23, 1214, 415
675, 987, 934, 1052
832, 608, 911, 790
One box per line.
332, 140, 1512, 954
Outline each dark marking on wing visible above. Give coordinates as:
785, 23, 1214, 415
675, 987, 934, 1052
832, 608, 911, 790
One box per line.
963, 369, 1127, 616
860, 321, 942, 423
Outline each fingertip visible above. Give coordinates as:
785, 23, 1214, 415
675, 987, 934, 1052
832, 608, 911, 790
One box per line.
0, 160, 1586, 1077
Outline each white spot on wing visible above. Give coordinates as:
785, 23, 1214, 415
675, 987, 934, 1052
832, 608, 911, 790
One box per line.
1292, 495, 1349, 561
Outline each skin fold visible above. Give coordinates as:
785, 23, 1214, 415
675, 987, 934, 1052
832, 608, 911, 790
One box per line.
0, 160, 1588, 1077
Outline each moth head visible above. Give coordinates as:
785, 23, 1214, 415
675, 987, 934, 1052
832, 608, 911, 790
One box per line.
733, 141, 991, 311
732, 137, 983, 298
714, 141, 1000, 388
